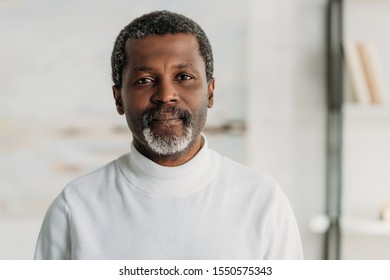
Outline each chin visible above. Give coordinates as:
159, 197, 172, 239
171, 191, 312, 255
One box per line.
143, 126, 193, 156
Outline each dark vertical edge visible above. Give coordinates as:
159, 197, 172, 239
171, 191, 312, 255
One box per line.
325, 0, 343, 260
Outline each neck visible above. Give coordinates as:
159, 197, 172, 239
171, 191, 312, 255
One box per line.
133, 135, 204, 167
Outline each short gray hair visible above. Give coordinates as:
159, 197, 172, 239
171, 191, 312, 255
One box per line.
111, 10, 214, 88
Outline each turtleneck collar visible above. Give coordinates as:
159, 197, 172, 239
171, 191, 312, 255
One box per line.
117, 134, 220, 198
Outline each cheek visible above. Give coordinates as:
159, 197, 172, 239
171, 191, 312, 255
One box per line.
189, 94, 209, 119
122, 97, 144, 123
122, 94, 150, 114
125, 111, 146, 136
181, 84, 209, 106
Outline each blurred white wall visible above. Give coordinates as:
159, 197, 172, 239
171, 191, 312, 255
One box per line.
1, 0, 334, 259
247, 0, 327, 259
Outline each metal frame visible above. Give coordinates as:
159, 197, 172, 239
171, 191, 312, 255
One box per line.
325, 0, 343, 260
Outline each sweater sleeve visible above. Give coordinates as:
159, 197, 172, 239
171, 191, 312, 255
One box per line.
34, 192, 72, 260
263, 188, 303, 260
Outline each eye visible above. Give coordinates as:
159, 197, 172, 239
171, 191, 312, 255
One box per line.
175, 73, 193, 81
135, 77, 154, 85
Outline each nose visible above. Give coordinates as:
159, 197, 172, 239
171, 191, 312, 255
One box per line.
150, 79, 178, 105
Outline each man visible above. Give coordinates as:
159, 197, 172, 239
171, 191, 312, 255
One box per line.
35, 10, 303, 259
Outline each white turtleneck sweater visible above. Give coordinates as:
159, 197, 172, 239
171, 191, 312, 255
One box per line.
34, 137, 303, 260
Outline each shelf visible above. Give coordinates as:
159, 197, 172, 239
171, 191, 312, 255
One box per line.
346, 0, 390, 3
343, 103, 390, 119
311, 214, 390, 236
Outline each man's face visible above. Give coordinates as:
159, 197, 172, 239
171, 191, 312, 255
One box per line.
113, 34, 214, 163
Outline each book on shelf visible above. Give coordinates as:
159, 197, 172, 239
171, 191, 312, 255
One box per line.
357, 42, 386, 104
343, 40, 387, 105
343, 40, 370, 104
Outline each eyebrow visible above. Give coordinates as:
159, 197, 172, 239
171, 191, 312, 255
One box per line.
171, 63, 194, 70
132, 63, 194, 72
133, 66, 154, 72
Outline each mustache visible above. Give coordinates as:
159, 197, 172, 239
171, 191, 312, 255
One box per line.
143, 106, 192, 127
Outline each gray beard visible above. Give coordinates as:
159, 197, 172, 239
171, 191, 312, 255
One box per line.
142, 126, 193, 156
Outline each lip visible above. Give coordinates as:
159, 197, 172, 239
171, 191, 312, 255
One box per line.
152, 113, 181, 122
151, 114, 182, 129
152, 119, 182, 125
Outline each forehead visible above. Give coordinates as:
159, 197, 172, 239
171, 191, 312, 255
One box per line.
124, 34, 204, 68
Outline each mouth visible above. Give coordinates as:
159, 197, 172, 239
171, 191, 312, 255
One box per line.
143, 107, 191, 129
153, 113, 181, 122
151, 113, 182, 127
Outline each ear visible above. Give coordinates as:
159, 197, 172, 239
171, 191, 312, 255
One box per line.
207, 78, 215, 109
112, 86, 125, 115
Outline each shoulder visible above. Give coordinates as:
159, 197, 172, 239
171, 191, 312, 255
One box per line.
61, 153, 127, 200
213, 154, 302, 259
217, 154, 282, 197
